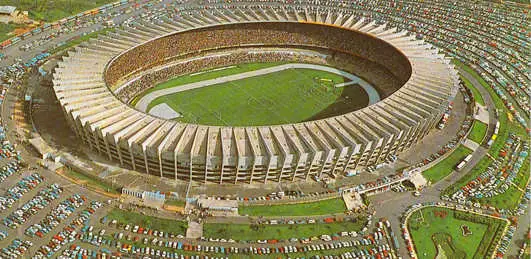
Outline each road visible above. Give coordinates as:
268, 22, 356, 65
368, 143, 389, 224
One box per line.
0, 1, 527, 258
0, 0, 177, 70
368, 67, 529, 258
0, 0, 178, 254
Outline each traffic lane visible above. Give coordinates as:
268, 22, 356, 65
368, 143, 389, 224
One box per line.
0, 184, 64, 247
458, 68, 497, 138
507, 204, 530, 258
0, 169, 108, 252
0, 159, 26, 192
77, 222, 390, 250
1, 24, 104, 66
0, 0, 174, 69
371, 190, 439, 257
23, 203, 92, 257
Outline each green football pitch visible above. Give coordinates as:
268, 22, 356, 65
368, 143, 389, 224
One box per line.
144, 63, 369, 126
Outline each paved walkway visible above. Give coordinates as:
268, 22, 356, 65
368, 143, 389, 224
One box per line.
474, 104, 490, 124
135, 63, 381, 111
370, 68, 497, 257
186, 221, 203, 239
463, 139, 480, 151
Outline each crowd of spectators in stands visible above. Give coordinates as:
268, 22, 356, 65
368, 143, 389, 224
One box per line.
116, 50, 326, 102
198, 0, 529, 128
105, 22, 410, 90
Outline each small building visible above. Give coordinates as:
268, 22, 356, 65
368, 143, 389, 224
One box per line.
122, 188, 166, 209
197, 198, 238, 216
0, 6, 29, 24
408, 173, 428, 190
342, 191, 365, 211
28, 136, 55, 160
0, 6, 16, 16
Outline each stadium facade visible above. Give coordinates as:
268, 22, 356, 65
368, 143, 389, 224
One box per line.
53, 7, 459, 184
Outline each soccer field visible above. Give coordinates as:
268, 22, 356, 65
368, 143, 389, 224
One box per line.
145, 63, 369, 126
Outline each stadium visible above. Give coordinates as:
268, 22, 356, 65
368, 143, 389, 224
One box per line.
53, 7, 458, 184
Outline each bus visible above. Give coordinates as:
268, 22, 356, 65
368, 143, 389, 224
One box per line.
456, 154, 473, 171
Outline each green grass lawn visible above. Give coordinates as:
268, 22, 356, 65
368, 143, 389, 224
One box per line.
0, 22, 23, 42
514, 158, 530, 189
431, 232, 466, 259
422, 145, 473, 183
144, 65, 363, 126
474, 158, 529, 210
468, 121, 488, 144
408, 207, 492, 259
443, 157, 491, 196
478, 185, 524, 210
164, 199, 186, 207
132, 62, 286, 100
106, 208, 187, 235
461, 76, 485, 106
239, 198, 346, 216
203, 217, 366, 240
62, 167, 119, 194
453, 59, 528, 131
0, 0, 115, 22
444, 60, 529, 199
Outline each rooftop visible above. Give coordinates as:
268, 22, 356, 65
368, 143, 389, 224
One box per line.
0, 6, 16, 15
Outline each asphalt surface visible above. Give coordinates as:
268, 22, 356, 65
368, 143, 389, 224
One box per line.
366, 68, 528, 258
459, 68, 530, 259
0, 1, 527, 258
0, 0, 178, 255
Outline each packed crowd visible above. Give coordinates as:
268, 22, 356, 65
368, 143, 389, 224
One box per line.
205, 0, 530, 128
106, 22, 410, 88
116, 50, 326, 102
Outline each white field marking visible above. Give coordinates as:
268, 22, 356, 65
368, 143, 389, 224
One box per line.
189, 65, 236, 76
136, 63, 380, 112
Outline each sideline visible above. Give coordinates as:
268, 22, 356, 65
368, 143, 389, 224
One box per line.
135, 63, 381, 111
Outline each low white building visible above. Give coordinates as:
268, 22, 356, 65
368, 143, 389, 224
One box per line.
0, 6, 16, 16
197, 198, 238, 215
0, 6, 16, 23
0, 6, 29, 24
409, 173, 428, 190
